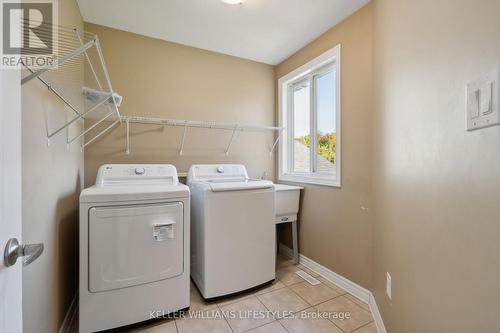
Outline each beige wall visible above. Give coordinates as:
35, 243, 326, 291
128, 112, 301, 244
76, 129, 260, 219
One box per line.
21, 1, 84, 333
372, 0, 500, 332
275, 4, 374, 289
83, 24, 275, 186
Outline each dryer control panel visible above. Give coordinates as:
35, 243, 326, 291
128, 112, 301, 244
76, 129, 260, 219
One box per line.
95, 164, 179, 186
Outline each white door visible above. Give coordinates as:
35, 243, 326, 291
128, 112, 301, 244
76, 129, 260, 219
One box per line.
0, 68, 23, 332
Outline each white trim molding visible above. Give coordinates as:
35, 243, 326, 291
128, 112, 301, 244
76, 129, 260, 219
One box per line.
58, 292, 78, 333
369, 293, 388, 333
279, 244, 387, 333
298, 254, 370, 303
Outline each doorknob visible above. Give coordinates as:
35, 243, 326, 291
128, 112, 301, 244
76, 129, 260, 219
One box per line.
4, 238, 44, 267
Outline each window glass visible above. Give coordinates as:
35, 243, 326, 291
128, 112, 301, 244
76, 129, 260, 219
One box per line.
292, 80, 311, 173
315, 70, 336, 173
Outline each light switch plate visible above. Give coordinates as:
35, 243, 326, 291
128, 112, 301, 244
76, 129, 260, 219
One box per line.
466, 67, 500, 131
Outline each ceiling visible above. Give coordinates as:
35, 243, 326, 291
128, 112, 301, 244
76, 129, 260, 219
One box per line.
76, 0, 370, 65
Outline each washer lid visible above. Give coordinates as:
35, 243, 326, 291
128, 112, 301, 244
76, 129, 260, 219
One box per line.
205, 179, 274, 192
187, 164, 273, 192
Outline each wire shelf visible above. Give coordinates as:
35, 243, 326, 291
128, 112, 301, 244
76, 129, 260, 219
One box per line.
120, 116, 283, 156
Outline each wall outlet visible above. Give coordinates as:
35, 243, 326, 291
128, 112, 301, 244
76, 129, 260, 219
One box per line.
386, 272, 392, 300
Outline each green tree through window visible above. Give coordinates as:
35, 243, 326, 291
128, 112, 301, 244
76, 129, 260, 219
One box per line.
296, 132, 336, 164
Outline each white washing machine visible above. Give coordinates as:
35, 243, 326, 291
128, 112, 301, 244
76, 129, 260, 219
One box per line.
79, 164, 190, 333
187, 164, 275, 300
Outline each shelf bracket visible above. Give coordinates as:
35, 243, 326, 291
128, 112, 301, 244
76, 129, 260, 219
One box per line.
125, 118, 130, 155
179, 122, 188, 155
269, 128, 284, 155
225, 125, 238, 156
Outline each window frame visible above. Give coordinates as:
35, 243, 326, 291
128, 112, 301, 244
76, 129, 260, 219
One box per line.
278, 44, 341, 187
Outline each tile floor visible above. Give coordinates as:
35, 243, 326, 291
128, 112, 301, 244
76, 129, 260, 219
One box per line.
86, 255, 377, 333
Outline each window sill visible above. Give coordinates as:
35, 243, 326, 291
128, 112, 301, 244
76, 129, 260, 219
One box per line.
279, 173, 341, 188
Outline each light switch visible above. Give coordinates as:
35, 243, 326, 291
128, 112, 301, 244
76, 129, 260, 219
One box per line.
468, 89, 480, 119
466, 67, 500, 131
481, 82, 493, 115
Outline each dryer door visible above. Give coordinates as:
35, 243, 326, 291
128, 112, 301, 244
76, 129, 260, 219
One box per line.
88, 202, 184, 293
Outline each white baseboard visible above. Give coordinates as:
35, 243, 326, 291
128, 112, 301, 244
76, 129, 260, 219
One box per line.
298, 253, 371, 303
368, 293, 387, 333
58, 292, 78, 333
278, 243, 387, 333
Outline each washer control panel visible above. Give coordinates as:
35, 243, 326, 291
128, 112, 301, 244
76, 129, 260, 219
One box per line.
188, 164, 249, 183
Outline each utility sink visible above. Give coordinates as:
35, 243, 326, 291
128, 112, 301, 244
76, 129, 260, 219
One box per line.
274, 184, 303, 218
274, 184, 303, 264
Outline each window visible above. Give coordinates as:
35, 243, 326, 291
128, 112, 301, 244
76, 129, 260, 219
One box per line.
278, 45, 341, 187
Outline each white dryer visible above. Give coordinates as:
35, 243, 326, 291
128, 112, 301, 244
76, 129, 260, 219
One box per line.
79, 164, 190, 333
187, 164, 275, 300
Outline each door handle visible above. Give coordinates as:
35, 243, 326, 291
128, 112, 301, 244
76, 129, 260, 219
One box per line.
4, 238, 44, 267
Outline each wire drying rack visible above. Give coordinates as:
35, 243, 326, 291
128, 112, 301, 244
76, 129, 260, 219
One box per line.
21, 21, 282, 155
21, 20, 122, 149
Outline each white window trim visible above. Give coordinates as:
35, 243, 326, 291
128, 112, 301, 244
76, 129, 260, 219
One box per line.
278, 44, 341, 187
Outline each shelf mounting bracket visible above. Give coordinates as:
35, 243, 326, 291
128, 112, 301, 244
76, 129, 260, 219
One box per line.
225, 125, 239, 156
179, 122, 188, 155
125, 118, 130, 155
269, 128, 284, 155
